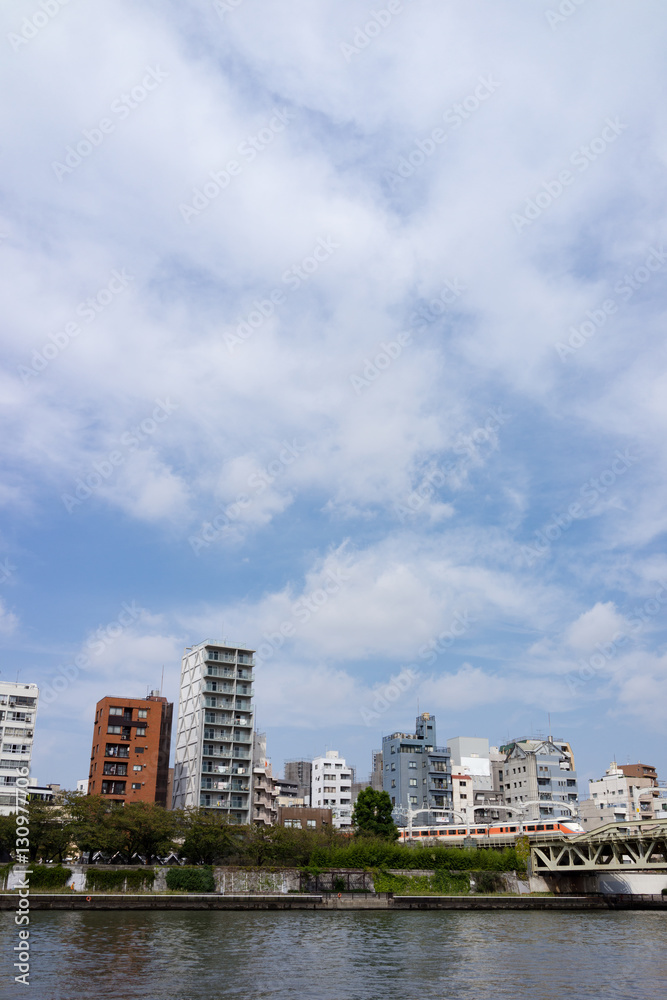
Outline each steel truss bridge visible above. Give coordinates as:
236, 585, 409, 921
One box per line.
531, 818, 667, 873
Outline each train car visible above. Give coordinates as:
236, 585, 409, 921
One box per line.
398, 818, 584, 844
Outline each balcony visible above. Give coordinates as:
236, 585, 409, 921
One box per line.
232, 749, 251, 759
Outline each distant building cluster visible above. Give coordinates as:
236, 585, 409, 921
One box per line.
2, 638, 666, 831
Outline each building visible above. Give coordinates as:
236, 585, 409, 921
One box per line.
579, 761, 666, 831
0, 681, 39, 816
76, 779, 89, 795
500, 738, 578, 823
172, 640, 254, 822
278, 805, 332, 830
311, 750, 353, 828
448, 737, 493, 792
252, 732, 278, 826
451, 772, 473, 824
284, 759, 312, 804
88, 692, 173, 807
382, 712, 452, 825
370, 750, 384, 791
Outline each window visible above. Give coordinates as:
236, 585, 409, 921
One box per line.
138, 709, 147, 719
391, 779, 396, 787
107, 726, 121, 734
133, 765, 142, 772
409, 796, 418, 805
101, 780, 126, 795
105, 744, 129, 758
103, 763, 127, 776
109, 707, 124, 716
132, 783, 141, 790
134, 747, 144, 754
391, 763, 396, 771
409, 779, 417, 786
408, 762, 417, 769
136, 728, 146, 737
307, 819, 316, 829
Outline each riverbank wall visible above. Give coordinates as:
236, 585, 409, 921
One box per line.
1, 892, 666, 911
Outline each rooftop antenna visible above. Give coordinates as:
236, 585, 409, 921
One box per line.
548, 713, 552, 742
160, 665, 164, 695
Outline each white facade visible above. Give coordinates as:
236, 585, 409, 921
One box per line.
172, 640, 254, 823
448, 737, 493, 791
0, 682, 39, 816
311, 750, 353, 828
580, 762, 665, 831
451, 772, 474, 823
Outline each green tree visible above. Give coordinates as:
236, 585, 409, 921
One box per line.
26, 797, 72, 862
66, 794, 127, 859
351, 787, 399, 840
115, 801, 178, 863
180, 810, 238, 865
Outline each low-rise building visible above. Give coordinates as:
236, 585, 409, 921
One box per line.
278, 805, 332, 830
311, 750, 353, 828
500, 737, 578, 823
283, 759, 312, 805
580, 761, 665, 831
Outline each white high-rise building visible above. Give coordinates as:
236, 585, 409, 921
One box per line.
0, 682, 39, 816
311, 750, 353, 828
172, 640, 255, 823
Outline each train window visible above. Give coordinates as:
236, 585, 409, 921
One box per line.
536, 824, 545, 831
429, 830, 438, 836
526, 825, 535, 831
509, 826, 516, 832
546, 824, 555, 830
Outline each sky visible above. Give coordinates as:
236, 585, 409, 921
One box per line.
1, 0, 666, 793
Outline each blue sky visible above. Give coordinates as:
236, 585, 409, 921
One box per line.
1, 0, 666, 791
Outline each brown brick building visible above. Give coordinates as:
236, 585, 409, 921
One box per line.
88, 692, 173, 807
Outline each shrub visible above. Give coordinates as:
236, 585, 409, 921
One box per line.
29, 865, 72, 889
85, 869, 156, 892
166, 866, 216, 893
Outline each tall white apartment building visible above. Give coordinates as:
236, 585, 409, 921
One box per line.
172, 640, 255, 823
0, 682, 39, 816
311, 750, 353, 828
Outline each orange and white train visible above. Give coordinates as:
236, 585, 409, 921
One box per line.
398, 818, 584, 844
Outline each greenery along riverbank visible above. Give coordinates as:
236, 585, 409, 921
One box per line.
0, 794, 527, 872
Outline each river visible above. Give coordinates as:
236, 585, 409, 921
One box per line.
14, 910, 667, 999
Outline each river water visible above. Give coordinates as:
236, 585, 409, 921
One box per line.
12, 910, 667, 999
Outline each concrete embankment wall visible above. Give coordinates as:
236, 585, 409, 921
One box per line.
1, 892, 666, 911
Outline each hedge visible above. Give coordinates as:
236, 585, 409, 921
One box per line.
85, 869, 156, 892
28, 865, 72, 889
373, 869, 471, 895
166, 866, 216, 893
309, 840, 524, 873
